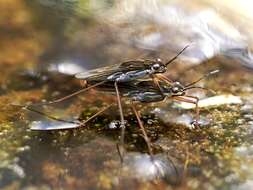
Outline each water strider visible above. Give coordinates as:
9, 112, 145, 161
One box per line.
25, 45, 189, 112
22, 46, 188, 158
74, 45, 189, 140
13, 40, 218, 162
20, 69, 219, 161
75, 45, 189, 83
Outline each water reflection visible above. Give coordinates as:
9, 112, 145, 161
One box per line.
28, 120, 183, 185
123, 153, 180, 184
30, 120, 79, 131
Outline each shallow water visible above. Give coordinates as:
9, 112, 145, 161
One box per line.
1, 1, 253, 190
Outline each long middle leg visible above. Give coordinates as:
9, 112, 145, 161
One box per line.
22, 103, 113, 130
130, 101, 153, 157
26, 81, 106, 107
131, 101, 180, 179
114, 82, 126, 162
172, 95, 199, 126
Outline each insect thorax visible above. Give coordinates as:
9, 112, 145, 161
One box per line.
107, 70, 152, 82
127, 91, 165, 103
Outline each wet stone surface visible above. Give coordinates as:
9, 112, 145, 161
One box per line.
1, 0, 253, 190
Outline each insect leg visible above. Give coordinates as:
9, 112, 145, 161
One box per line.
79, 103, 113, 126
172, 96, 199, 126
20, 103, 113, 130
22, 105, 79, 125
130, 101, 153, 157
151, 75, 165, 95
184, 95, 199, 124
131, 101, 180, 181
26, 80, 106, 107
156, 74, 173, 84
114, 81, 126, 162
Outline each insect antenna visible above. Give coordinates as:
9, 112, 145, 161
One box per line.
183, 86, 216, 94
184, 70, 219, 88
165, 45, 190, 66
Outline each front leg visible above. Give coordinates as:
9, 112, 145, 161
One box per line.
156, 74, 173, 84
151, 74, 164, 95
172, 95, 200, 127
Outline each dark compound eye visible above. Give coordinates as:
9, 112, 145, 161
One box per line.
172, 87, 179, 93
152, 63, 161, 70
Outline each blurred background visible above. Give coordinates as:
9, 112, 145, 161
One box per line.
1, 0, 253, 73
1, 0, 253, 190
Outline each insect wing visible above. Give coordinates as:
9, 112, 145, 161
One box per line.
75, 64, 122, 81
119, 60, 148, 70
75, 60, 148, 81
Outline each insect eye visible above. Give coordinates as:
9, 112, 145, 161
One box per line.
152, 64, 160, 70
172, 87, 179, 93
